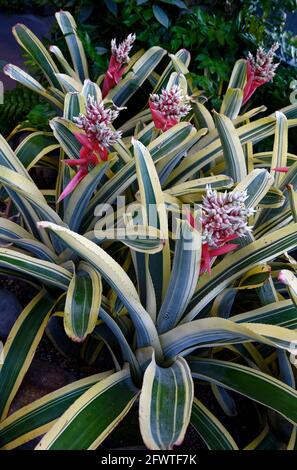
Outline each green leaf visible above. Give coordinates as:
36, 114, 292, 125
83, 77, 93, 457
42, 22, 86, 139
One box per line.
191, 398, 238, 450
161, 317, 297, 359
214, 112, 247, 183
109, 47, 167, 107
190, 358, 297, 425
0, 248, 72, 289
157, 220, 201, 334
152, 5, 170, 28
64, 262, 102, 342
64, 162, 109, 233
12, 23, 61, 90
0, 290, 56, 419
15, 132, 59, 170
35, 370, 139, 449
55, 11, 89, 82
139, 355, 193, 450
220, 88, 243, 120
0, 371, 112, 449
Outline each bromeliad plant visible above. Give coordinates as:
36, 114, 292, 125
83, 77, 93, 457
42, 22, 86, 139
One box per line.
2, 10, 297, 451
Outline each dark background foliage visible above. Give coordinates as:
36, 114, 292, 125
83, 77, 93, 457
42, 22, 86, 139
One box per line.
0, 0, 297, 135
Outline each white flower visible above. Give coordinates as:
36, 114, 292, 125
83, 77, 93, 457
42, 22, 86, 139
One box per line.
201, 186, 254, 247
111, 33, 136, 64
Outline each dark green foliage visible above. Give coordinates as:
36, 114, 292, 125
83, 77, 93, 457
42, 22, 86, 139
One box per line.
1, 0, 297, 133
0, 87, 41, 136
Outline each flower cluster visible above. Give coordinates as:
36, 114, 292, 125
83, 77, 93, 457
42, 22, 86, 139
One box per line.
102, 34, 136, 98
74, 96, 122, 147
58, 97, 122, 202
187, 187, 254, 273
243, 43, 279, 105
111, 33, 136, 64
201, 187, 253, 247
149, 85, 192, 131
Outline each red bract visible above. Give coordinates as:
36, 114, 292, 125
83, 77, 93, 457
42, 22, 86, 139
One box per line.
272, 167, 289, 173
58, 97, 122, 202
102, 34, 136, 98
102, 56, 126, 98
149, 102, 178, 131
242, 43, 279, 106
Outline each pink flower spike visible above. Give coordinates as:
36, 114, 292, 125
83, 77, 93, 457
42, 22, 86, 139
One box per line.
58, 168, 87, 202
149, 85, 191, 131
102, 34, 136, 97
242, 43, 279, 105
272, 167, 289, 173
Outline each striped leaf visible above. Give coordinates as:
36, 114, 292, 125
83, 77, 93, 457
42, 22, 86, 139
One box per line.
270, 111, 288, 187
35, 369, 138, 450
139, 355, 193, 450
0, 290, 56, 419
133, 139, 170, 305
0, 248, 71, 289
232, 299, 297, 330
12, 23, 61, 90
0, 218, 58, 262
191, 398, 238, 450
15, 132, 59, 170
55, 11, 89, 82
152, 49, 191, 95
192, 101, 215, 131
64, 92, 86, 121
64, 162, 109, 233
0, 165, 64, 232
157, 220, 201, 334
234, 168, 274, 209
56, 73, 82, 93
277, 270, 297, 307
64, 262, 102, 342
49, 45, 78, 79
50, 117, 81, 159
37, 222, 163, 360
0, 371, 112, 449
189, 358, 297, 425
99, 308, 142, 381
93, 226, 164, 254
228, 59, 247, 90
287, 184, 297, 222
167, 116, 277, 185
214, 112, 247, 182
166, 175, 234, 198
82, 79, 102, 103
3, 65, 63, 109
84, 122, 195, 228
220, 88, 243, 120
258, 187, 285, 208
160, 317, 297, 359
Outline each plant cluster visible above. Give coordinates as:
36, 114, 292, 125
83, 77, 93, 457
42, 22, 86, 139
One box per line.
1, 10, 297, 451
